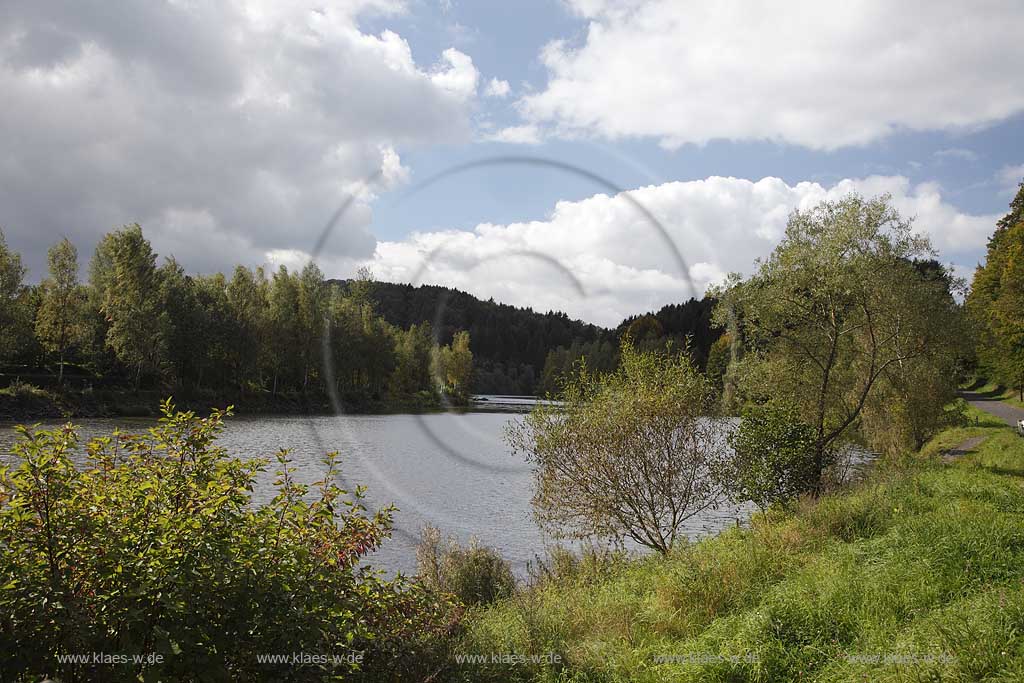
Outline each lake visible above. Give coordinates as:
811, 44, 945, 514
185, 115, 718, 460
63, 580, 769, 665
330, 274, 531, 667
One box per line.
0, 398, 754, 576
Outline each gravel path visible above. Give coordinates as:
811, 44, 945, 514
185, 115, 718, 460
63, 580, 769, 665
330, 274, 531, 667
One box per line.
942, 435, 987, 462
960, 390, 1024, 427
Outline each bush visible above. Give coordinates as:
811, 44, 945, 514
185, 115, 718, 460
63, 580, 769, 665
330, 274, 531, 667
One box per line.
507, 340, 728, 554
0, 400, 456, 682
725, 402, 821, 510
526, 545, 625, 588
417, 525, 516, 606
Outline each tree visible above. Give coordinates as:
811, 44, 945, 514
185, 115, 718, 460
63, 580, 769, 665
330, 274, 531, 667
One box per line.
624, 314, 665, 351
434, 330, 473, 404
267, 266, 301, 396
705, 333, 731, 392
860, 260, 965, 453
297, 262, 326, 391
506, 340, 727, 554
967, 179, 1024, 396
724, 403, 819, 511
156, 258, 205, 390
35, 238, 89, 382
391, 323, 435, 397
0, 228, 29, 362
99, 225, 166, 388
714, 195, 958, 491
225, 265, 269, 393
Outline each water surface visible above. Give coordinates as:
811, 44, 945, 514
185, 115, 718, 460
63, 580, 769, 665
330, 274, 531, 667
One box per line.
1, 405, 754, 576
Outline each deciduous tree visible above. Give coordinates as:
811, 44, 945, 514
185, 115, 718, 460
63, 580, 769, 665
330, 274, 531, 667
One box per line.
35, 238, 88, 382
0, 229, 29, 362
715, 195, 959, 490
507, 341, 727, 554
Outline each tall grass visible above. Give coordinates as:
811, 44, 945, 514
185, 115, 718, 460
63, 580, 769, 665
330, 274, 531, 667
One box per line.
452, 405, 1024, 681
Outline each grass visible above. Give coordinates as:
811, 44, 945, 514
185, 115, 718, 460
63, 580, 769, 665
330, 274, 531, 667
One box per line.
451, 404, 1024, 682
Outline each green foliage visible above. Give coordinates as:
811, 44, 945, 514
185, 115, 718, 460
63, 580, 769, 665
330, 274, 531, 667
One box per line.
538, 338, 617, 395
2, 226, 468, 409
0, 401, 456, 681
704, 333, 731, 393
360, 280, 609, 395
458, 414, 1024, 682
0, 227, 30, 361
434, 330, 474, 404
390, 322, 436, 397
98, 224, 167, 387
616, 297, 722, 368
35, 238, 89, 383
967, 179, 1024, 398
713, 194, 963, 488
508, 340, 727, 554
416, 525, 515, 607
525, 544, 626, 589
725, 403, 819, 510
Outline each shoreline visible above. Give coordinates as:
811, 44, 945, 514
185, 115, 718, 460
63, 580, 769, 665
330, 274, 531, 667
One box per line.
0, 386, 456, 422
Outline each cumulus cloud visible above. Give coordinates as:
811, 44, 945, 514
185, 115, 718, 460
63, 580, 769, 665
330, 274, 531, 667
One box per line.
520, 0, 1024, 149
0, 0, 479, 276
484, 124, 542, 145
484, 77, 511, 98
296, 175, 995, 327
430, 47, 479, 100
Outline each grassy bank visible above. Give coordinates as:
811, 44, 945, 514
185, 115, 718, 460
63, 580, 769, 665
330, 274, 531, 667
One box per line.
451, 405, 1024, 682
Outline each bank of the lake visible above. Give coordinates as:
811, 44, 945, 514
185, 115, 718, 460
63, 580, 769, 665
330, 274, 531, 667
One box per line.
451, 403, 1024, 682
0, 383, 445, 421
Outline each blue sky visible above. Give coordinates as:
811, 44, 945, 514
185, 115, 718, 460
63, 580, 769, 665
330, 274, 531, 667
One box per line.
1, 0, 1022, 325
367, 0, 1024, 233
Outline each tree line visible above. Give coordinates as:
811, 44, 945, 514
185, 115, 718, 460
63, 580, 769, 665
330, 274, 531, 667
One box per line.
0, 224, 473, 409
537, 297, 723, 394
966, 180, 1024, 397
360, 281, 725, 396
355, 280, 609, 395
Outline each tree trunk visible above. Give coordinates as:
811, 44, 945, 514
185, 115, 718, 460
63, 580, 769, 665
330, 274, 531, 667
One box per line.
58, 350, 65, 385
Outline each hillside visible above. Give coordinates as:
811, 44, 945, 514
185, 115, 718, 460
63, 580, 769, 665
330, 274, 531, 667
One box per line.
330, 280, 610, 394
332, 280, 722, 395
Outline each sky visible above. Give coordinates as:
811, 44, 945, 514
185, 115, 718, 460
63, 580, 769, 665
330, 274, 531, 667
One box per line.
2, 0, 1023, 327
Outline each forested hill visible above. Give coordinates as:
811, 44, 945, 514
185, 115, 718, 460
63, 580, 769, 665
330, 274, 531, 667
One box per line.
329, 280, 610, 395
617, 298, 721, 366
331, 279, 721, 395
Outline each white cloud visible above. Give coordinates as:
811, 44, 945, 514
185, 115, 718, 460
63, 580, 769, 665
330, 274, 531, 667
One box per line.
998, 164, 1024, 192
484, 77, 511, 98
485, 125, 542, 145
430, 47, 479, 100
0, 1, 478, 276
520, 0, 1024, 149
288, 174, 999, 326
